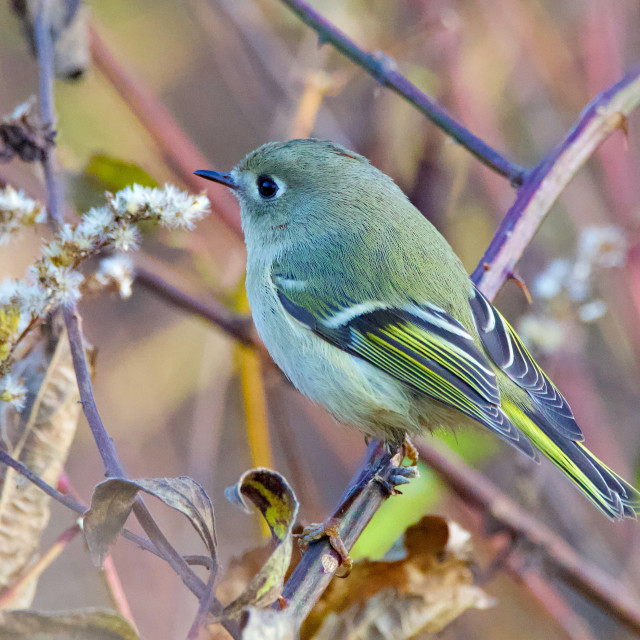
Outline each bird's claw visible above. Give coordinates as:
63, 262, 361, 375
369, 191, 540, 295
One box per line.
374, 465, 420, 496
402, 436, 419, 466
297, 516, 353, 578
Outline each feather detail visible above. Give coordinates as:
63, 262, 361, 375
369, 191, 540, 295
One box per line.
503, 400, 640, 519
276, 286, 538, 460
470, 286, 584, 441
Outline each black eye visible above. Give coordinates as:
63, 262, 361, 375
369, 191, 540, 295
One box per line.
257, 175, 279, 199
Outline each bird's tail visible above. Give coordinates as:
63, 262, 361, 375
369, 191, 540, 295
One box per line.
503, 400, 640, 520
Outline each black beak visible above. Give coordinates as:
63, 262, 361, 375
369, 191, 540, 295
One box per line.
194, 169, 237, 189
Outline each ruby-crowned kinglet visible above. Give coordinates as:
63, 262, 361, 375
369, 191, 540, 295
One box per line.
196, 138, 639, 520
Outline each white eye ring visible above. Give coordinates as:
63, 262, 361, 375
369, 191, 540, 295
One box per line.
255, 175, 286, 200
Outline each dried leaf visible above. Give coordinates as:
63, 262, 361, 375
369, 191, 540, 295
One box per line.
222, 468, 299, 618
304, 516, 494, 640
0, 320, 82, 608
239, 607, 297, 640
0, 608, 140, 639
0, 100, 56, 163
83, 476, 217, 570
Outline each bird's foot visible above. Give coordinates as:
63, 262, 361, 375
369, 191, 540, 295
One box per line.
374, 464, 420, 496
297, 517, 352, 578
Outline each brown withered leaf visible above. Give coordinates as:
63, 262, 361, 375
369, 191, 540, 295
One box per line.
82, 476, 217, 570
0, 608, 140, 639
303, 516, 494, 640
0, 319, 82, 609
0, 100, 56, 163
222, 468, 299, 619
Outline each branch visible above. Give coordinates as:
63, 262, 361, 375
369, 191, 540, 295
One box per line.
472, 64, 640, 298
416, 443, 640, 637
62, 305, 230, 626
0, 448, 85, 515
281, 441, 398, 623
278, 0, 526, 185
134, 265, 258, 348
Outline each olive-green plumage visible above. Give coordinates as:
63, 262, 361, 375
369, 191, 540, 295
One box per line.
196, 138, 640, 520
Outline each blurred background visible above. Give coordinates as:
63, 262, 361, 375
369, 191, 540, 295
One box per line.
1, 0, 640, 638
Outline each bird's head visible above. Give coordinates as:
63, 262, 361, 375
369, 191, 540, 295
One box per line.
195, 138, 402, 248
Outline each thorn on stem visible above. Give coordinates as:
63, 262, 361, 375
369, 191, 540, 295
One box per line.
507, 271, 532, 304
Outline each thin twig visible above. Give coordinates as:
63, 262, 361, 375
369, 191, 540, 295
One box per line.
135, 265, 257, 348
0, 523, 81, 610
102, 556, 140, 634
0, 449, 212, 587
505, 558, 600, 640
416, 442, 640, 637
0, 448, 85, 514
63, 304, 229, 625
278, 0, 526, 185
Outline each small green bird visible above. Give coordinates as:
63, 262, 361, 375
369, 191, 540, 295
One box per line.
196, 138, 639, 520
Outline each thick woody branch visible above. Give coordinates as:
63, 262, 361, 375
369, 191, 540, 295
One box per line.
278, 0, 526, 185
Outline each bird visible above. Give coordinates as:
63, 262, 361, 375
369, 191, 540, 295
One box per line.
195, 138, 640, 521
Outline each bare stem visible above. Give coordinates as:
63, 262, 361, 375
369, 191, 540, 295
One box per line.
0, 448, 85, 515
31, 8, 233, 636
278, 0, 526, 185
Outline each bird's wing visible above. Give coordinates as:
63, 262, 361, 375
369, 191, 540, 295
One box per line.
272, 269, 537, 459
469, 286, 583, 441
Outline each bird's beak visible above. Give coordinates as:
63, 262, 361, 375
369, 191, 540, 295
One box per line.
193, 169, 237, 189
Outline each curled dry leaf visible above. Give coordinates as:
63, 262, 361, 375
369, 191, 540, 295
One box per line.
222, 468, 299, 619
0, 100, 56, 163
82, 476, 217, 572
0, 319, 82, 608
0, 607, 140, 639
304, 516, 494, 640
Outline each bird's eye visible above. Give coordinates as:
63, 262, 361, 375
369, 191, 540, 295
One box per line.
257, 175, 279, 199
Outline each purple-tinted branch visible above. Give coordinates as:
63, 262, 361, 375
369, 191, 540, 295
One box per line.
0, 448, 212, 581
472, 65, 640, 298
281, 441, 398, 623
417, 443, 640, 637
62, 303, 230, 628
278, 0, 526, 185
